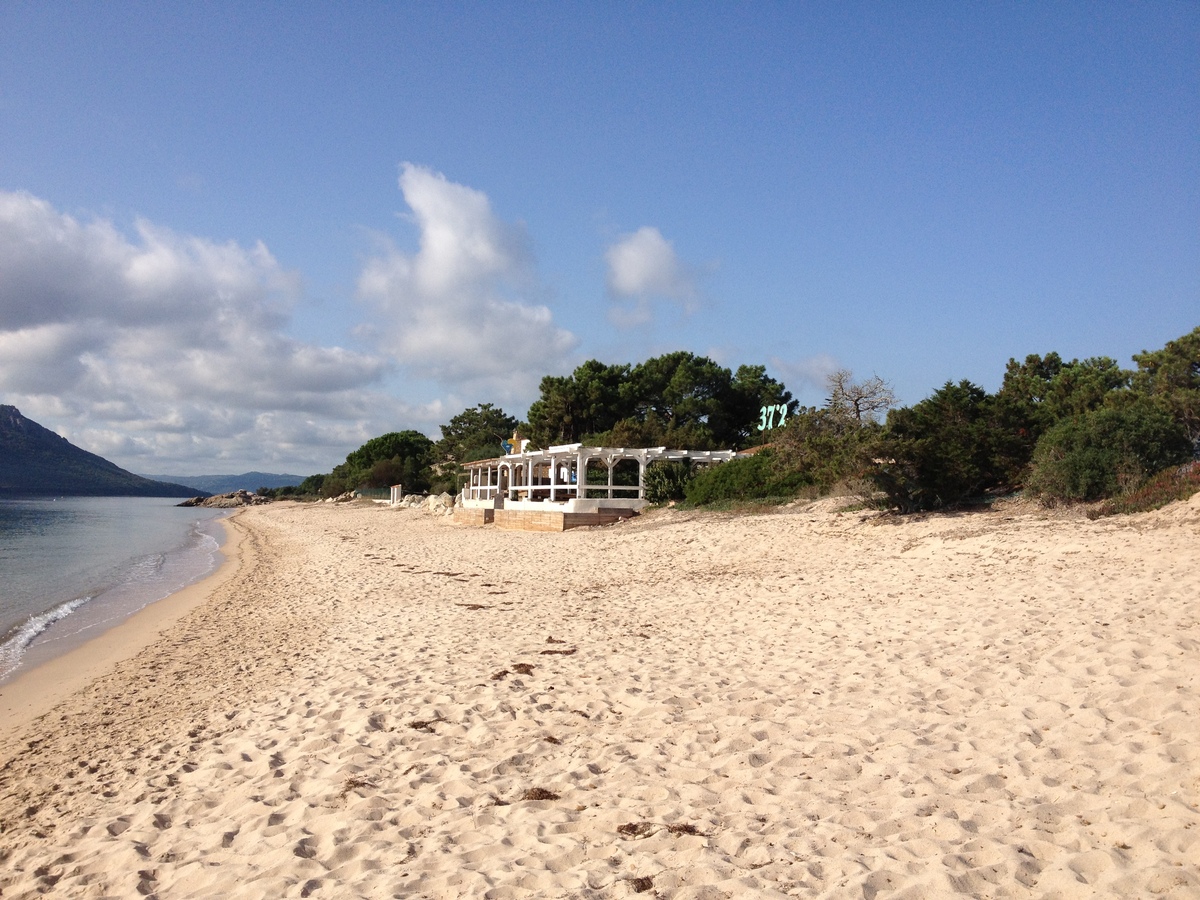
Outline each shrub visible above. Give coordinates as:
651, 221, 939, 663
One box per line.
771, 407, 877, 490
1026, 403, 1192, 503
1087, 462, 1200, 518
684, 450, 806, 505
643, 460, 694, 504
319, 475, 350, 499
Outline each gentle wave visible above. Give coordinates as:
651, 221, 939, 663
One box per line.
0, 595, 94, 678
128, 552, 168, 583
0, 514, 224, 682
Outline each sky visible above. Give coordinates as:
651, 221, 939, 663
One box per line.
1, 2, 1196, 476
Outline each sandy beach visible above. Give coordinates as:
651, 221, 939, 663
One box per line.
0, 496, 1197, 898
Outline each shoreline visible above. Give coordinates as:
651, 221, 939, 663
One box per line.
0, 509, 247, 750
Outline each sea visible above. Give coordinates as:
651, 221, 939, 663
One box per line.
0, 497, 229, 684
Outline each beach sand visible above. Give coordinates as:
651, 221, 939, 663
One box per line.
0, 496, 1197, 898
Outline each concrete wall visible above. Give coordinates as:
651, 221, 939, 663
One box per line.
453, 507, 494, 526
490, 508, 637, 532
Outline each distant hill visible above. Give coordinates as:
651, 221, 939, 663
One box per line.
144, 472, 307, 494
0, 405, 202, 498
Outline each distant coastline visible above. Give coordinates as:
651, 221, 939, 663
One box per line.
142, 472, 307, 495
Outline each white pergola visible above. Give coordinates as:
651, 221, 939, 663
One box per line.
461, 444, 737, 506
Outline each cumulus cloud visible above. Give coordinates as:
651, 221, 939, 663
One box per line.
604, 226, 698, 327
0, 190, 402, 472
356, 164, 577, 399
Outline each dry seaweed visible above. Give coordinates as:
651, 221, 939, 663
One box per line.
617, 822, 654, 837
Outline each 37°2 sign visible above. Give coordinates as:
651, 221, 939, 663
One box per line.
758, 404, 788, 431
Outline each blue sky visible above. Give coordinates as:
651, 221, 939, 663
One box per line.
1, 3, 1196, 474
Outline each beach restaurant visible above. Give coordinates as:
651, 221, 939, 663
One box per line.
454, 440, 737, 530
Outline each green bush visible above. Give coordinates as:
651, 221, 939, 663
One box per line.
1027, 403, 1192, 503
319, 474, 350, 498
871, 381, 1001, 512
684, 450, 805, 505
770, 407, 877, 490
643, 460, 694, 504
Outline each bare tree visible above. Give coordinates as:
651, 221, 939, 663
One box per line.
826, 369, 896, 424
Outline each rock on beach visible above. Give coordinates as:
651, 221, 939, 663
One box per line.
177, 489, 272, 508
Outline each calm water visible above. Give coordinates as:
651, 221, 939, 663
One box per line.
0, 497, 228, 683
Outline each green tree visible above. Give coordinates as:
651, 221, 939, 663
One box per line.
332, 430, 435, 494
1131, 325, 1200, 448
437, 403, 519, 464
526, 352, 791, 450
997, 353, 1128, 426
618, 352, 792, 448
727, 364, 794, 445
525, 360, 632, 447
871, 380, 1001, 511
298, 473, 326, 495
991, 352, 1131, 485
621, 351, 730, 445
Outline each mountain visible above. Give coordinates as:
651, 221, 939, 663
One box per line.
0, 405, 202, 498
144, 472, 307, 494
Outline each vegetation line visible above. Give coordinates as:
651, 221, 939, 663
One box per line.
260, 329, 1199, 517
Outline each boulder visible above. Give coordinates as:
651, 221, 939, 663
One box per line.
389, 492, 455, 512
424, 491, 455, 511
178, 489, 271, 508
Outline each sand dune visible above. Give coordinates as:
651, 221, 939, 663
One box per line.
1, 496, 1197, 898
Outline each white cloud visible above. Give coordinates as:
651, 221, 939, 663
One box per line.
606, 226, 693, 298
769, 353, 841, 397
604, 226, 698, 327
356, 164, 578, 400
0, 190, 404, 473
